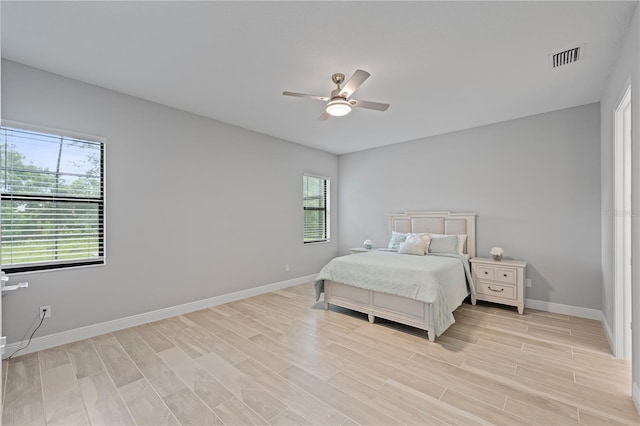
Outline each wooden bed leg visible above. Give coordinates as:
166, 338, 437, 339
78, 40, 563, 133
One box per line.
471, 294, 477, 306
368, 313, 375, 324
324, 302, 329, 310
427, 329, 436, 342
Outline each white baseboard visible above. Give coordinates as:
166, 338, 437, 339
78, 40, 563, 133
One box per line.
633, 382, 640, 415
3, 273, 317, 359
524, 298, 602, 320
601, 313, 616, 356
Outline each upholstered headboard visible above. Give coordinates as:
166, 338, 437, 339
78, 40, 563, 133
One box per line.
389, 211, 477, 258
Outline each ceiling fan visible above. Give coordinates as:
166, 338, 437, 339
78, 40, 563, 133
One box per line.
282, 69, 390, 120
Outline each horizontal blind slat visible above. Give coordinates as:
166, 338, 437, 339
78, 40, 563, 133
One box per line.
1, 125, 105, 270
303, 175, 328, 242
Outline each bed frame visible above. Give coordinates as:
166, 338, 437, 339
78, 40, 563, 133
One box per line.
323, 211, 476, 341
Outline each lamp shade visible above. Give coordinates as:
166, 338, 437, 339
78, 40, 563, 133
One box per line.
325, 99, 352, 117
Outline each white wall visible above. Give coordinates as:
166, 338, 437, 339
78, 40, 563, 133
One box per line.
599, 2, 639, 409
1, 60, 338, 343
339, 103, 601, 310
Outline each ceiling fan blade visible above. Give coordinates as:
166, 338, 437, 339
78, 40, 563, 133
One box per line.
282, 91, 329, 101
340, 69, 370, 97
350, 99, 390, 112
318, 111, 331, 121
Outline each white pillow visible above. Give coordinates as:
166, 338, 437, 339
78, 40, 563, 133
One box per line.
387, 231, 407, 250
398, 233, 431, 256
429, 233, 467, 256
429, 235, 458, 254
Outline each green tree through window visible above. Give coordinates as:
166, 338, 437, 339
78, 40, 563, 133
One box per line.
1, 126, 105, 272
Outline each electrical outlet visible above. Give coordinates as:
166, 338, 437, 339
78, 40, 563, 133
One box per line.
285, 264, 290, 272
525, 278, 532, 288
39, 305, 51, 319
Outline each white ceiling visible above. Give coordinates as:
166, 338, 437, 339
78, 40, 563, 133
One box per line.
1, 1, 637, 155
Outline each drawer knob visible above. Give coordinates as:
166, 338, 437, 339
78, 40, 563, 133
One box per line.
488, 286, 504, 293
484, 271, 488, 275
503, 274, 507, 277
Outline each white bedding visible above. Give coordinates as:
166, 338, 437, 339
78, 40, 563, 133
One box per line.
315, 251, 473, 336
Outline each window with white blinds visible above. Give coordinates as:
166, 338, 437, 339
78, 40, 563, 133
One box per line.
303, 174, 329, 243
1, 126, 105, 273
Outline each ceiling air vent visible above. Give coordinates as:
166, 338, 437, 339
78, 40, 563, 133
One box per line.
551, 46, 581, 68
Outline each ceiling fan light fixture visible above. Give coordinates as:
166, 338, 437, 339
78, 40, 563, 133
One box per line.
325, 99, 352, 117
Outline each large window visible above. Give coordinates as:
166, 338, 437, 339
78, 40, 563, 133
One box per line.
303, 174, 329, 243
1, 125, 105, 273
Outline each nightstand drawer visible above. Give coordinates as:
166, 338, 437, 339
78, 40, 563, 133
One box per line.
476, 281, 516, 300
495, 268, 517, 284
475, 265, 496, 280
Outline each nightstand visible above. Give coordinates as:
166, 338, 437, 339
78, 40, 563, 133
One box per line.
470, 257, 527, 314
349, 248, 375, 254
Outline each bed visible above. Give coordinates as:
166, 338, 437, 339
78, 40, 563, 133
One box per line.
315, 211, 476, 341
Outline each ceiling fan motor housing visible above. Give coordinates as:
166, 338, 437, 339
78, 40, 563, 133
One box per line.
331, 73, 345, 86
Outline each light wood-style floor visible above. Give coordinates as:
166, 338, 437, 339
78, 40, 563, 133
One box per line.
2, 282, 638, 425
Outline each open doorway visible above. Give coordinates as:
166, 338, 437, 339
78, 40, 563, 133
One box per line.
614, 84, 632, 359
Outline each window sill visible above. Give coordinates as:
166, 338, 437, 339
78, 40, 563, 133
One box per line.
2, 261, 106, 276
303, 240, 332, 245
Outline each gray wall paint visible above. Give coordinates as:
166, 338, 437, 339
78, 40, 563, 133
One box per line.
1, 60, 338, 343
599, 2, 639, 401
339, 103, 601, 310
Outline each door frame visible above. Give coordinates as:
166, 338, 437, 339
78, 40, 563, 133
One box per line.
614, 83, 632, 359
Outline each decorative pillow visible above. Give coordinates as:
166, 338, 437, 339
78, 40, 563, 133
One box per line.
429, 235, 458, 254
387, 231, 407, 250
430, 233, 467, 255
398, 233, 431, 256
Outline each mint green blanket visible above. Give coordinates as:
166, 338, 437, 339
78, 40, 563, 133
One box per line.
315, 251, 473, 336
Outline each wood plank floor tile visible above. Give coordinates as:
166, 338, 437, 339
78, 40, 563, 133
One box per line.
249, 333, 339, 381
41, 363, 89, 425
234, 358, 348, 425
183, 310, 230, 334
504, 397, 579, 425
78, 371, 134, 425
2, 359, 7, 394
162, 387, 222, 426
212, 303, 245, 317
119, 378, 180, 426
578, 408, 631, 425
196, 351, 287, 421
201, 309, 260, 338
462, 356, 517, 376
123, 342, 186, 398
152, 316, 200, 338
215, 330, 291, 373
574, 371, 632, 394
213, 397, 268, 426
378, 379, 485, 425
133, 323, 175, 352
4, 354, 42, 406
38, 345, 70, 371
66, 340, 105, 379
279, 364, 400, 425
158, 347, 233, 410
440, 388, 532, 425
328, 371, 448, 426
3, 282, 638, 426
269, 408, 314, 426
112, 328, 144, 348
461, 365, 580, 422
93, 336, 143, 388
228, 312, 285, 337
2, 354, 45, 426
